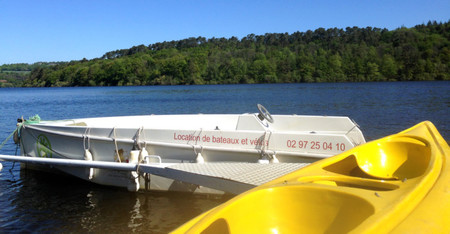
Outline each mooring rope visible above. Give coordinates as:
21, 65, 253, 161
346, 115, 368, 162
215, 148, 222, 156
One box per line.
0, 130, 16, 151
83, 127, 91, 150
113, 127, 121, 162
138, 126, 148, 149
1, 115, 42, 151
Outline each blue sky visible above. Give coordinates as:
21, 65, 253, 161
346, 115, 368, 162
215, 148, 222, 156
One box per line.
1, 0, 448, 65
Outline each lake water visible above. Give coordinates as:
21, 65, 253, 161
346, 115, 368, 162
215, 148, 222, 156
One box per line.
0, 82, 448, 233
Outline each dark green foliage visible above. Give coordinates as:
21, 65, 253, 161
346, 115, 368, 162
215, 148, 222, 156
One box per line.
0, 62, 67, 87
15, 21, 450, 87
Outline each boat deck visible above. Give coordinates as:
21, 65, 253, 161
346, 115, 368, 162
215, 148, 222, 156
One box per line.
139, 162, 311, 194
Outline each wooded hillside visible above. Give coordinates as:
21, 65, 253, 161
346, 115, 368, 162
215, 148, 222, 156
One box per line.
16, 21, 450, 87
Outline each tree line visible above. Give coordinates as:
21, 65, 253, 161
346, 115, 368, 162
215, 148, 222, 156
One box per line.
11, 21, 450, 87
0, 62, 64, 87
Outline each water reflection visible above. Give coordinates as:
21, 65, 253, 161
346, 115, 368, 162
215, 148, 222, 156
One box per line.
8, 169, 229, 233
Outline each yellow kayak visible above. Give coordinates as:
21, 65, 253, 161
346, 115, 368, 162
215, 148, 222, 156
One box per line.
172, 121, 449, 233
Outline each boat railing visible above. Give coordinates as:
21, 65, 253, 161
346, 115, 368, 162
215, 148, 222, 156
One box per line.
144, 155, 162, 164
24, 124, 333, 159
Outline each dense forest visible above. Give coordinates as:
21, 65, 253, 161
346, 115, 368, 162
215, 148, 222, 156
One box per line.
0, 62, 63, 87
3, 21, 449, 87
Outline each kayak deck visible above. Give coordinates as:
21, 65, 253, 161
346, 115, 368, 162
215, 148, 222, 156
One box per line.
172, 121, 450, 233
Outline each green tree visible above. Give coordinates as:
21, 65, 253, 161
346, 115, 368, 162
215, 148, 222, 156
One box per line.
20, 21, 450, 87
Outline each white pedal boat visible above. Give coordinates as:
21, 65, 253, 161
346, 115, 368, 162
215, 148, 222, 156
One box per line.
7, 105, 365, 194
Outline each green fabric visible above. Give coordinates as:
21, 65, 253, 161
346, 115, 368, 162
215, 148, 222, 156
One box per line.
26, 114, 41, 124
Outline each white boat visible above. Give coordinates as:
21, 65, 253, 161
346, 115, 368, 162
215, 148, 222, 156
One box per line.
5, 105, 365, 194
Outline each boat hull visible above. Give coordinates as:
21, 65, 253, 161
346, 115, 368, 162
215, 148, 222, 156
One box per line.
17, 113, 365, 193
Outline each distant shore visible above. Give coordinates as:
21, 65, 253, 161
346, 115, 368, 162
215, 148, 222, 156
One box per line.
2, 21, 449, 88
